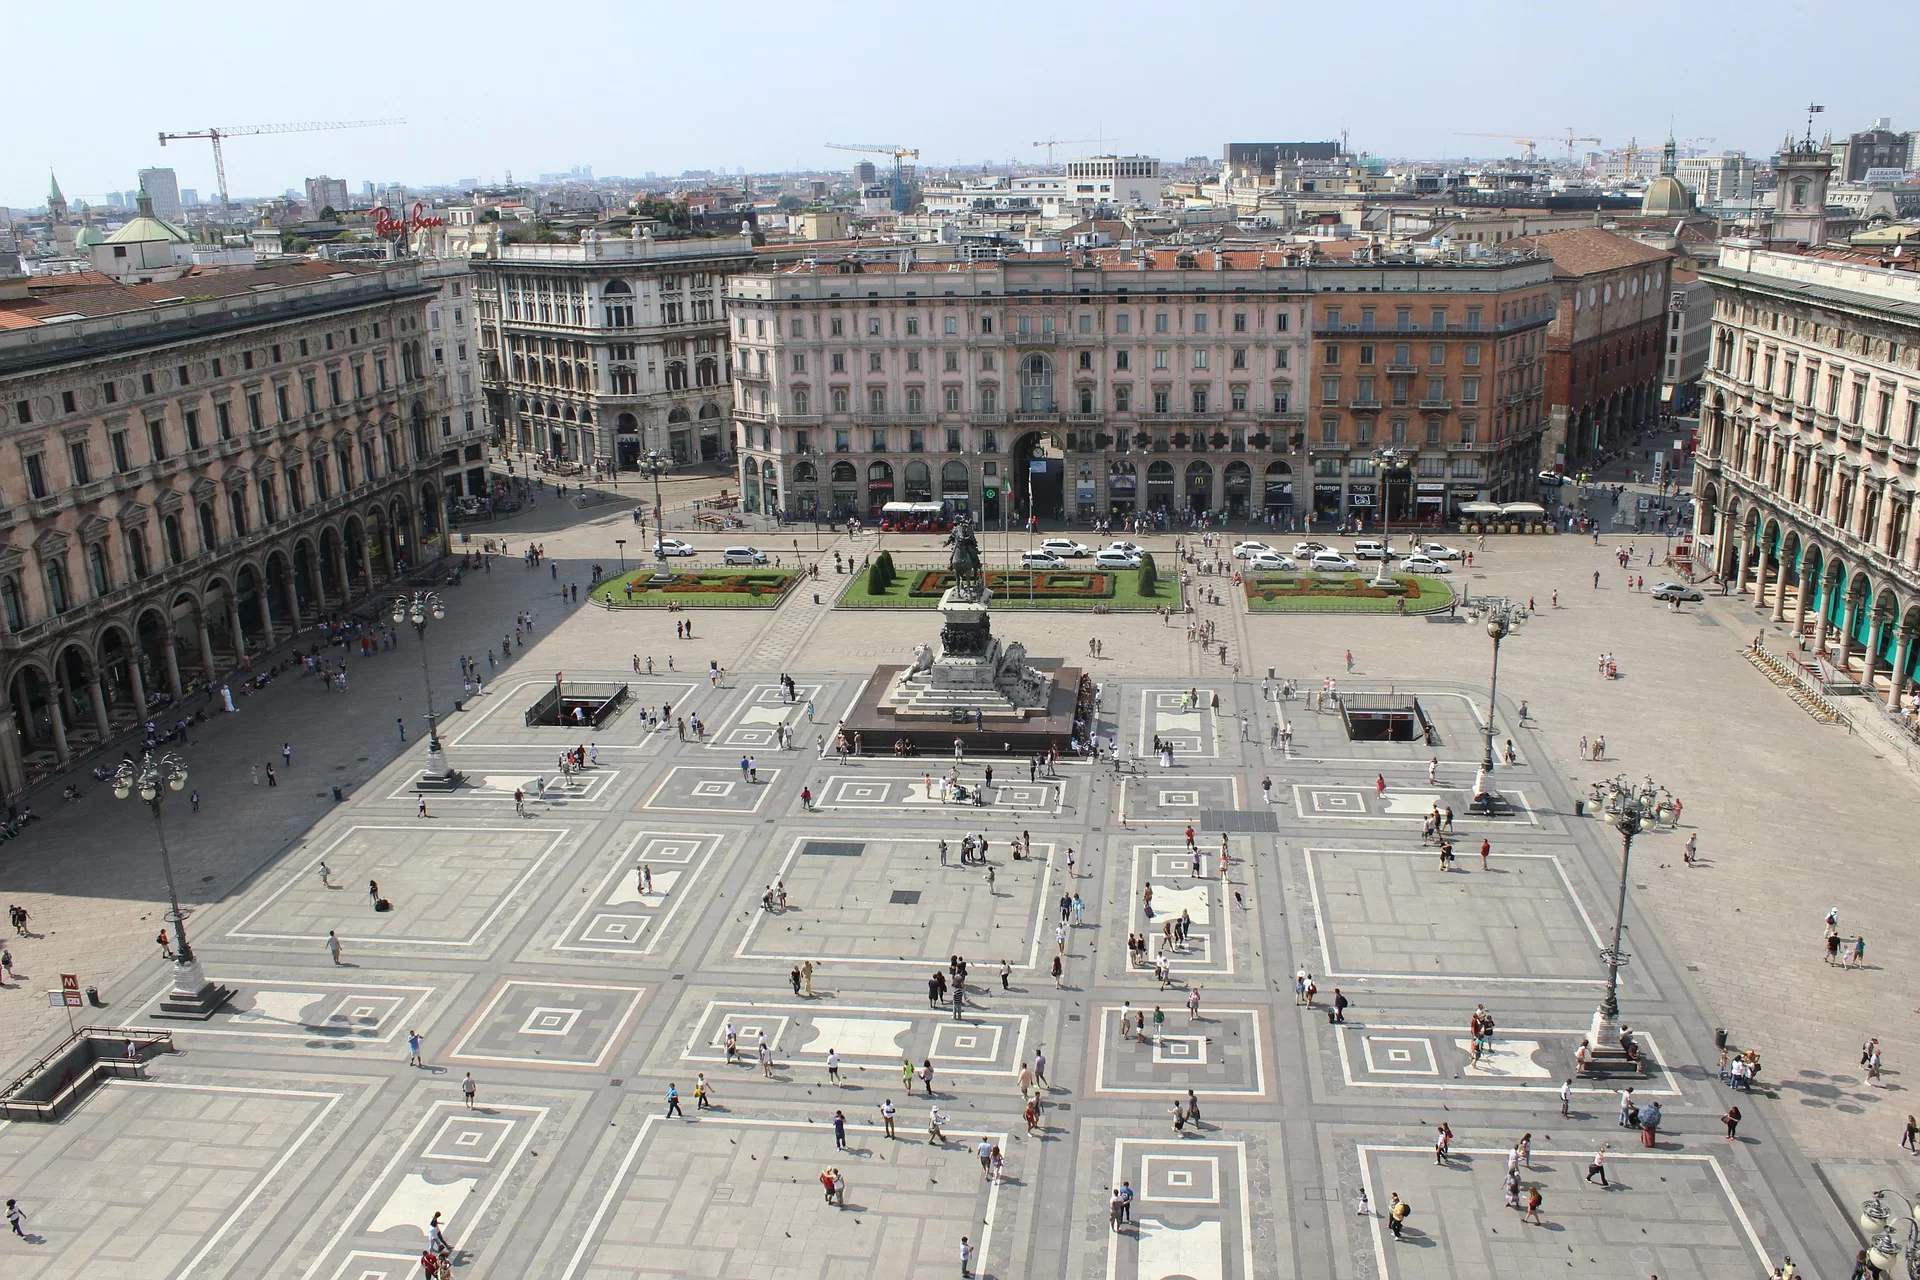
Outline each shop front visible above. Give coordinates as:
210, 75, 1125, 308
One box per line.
1415, 481, 1446, 527
1108, 461, 1138, 514
1312, 482, 1342, 521
1264, 462, 1295, 519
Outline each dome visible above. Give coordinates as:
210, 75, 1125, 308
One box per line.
105, 190, 191, 245
75, 224, 106, 249
1641, 175, 1693, 216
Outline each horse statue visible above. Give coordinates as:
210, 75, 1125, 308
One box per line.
945, 518, 985, 597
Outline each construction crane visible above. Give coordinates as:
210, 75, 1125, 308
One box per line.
1031, 137, 1105, 167
1456, 133, 1540, 162
1559, 130, 1601, 161
158, 119, 405, 214
825, 143, 919, 213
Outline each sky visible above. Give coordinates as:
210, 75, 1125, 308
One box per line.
6, 0, 1916, 212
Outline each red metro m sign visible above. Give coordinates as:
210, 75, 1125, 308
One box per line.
371, 202, 446, 239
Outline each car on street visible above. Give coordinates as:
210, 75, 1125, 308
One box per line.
1094, 549, 1143, 569
1651, 581, 1704, 602
1104, 541, 1145, 557
1309, 551, 1359, 572
1246, 552, 1298, 571
1417, 542, 1463, 560
1538, 470, 1570, 486
1039, 538, 1092, 558
1292, 541, 1330, 559
1019, 550, 1067, 569
655, 538, 698, 557
1231, 541, 1274, 559
1399, 553, 1450, 575
723, 546, 768, 565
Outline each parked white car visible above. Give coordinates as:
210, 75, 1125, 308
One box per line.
1094, 549, 1143, 569
1417, 542, 1463, 560
1246, 552, 1298, 571
1309, 551, 1359, 572
1399, 554, 1451, 575
1019, 550, 1067, 569
655, 538, 697, 557
1293, 541, 1329, 559
1231, 541, 1274, 559
1039, 538, 1092, 558
1104, 541, 1145, 557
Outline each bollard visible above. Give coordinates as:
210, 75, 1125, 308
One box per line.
332, 786, 344, 802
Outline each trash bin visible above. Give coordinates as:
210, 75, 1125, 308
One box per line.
85, 986, 101, 1006
1574, 799, 1585, 816
332, 786, 344, 803
1714, 1027, 1728, 1049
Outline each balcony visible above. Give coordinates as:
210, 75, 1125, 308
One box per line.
1840, 421, 1865, 444
969, 412, 1006, 425
1011, 332, 1060, 345
1348, 399, 1382, 411
779, 414, 823, 428
1418, 399, 1453, 411
1447, 442, 1490, 453
1013, 410, 1061, 423
1385, 364, 1418, 375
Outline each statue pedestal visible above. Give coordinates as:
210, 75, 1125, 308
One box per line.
886, 587, 1051, 721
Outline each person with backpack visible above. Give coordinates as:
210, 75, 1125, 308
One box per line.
1388, 1193, 1410, 1239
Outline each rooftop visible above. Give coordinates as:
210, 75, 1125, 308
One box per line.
0, 261, 386, 331
1505, 227, 1673, 276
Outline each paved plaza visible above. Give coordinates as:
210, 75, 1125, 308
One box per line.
0, 473, 1910, 1277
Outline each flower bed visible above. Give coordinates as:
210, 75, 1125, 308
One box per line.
907, 570, 1114, 599
1243, 572, 1455, 614
591, 569, 800, 608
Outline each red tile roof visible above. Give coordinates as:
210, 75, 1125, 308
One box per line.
1505, 227, 1673, 277
0, 261, 383, 327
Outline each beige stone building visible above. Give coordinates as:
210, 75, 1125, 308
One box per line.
0, 257, 448, 794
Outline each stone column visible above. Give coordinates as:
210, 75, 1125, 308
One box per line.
227, 595, 246, 663
88, 671, 111, 739
197, 616, 217, 681
259, 575, 278, 644
127, 657, 147, 722
163, 632, 184, 701
331, 540, 350, 606
1733, 544, 1751, 597
1771, 566, 1789, 622
48, 688, 69, 763
1891, 626, 1916, 712
1836, 595, 1858, 671
1791, 571, 1811, 638
0, 705, 25, 798
1812, 575, 1833, 655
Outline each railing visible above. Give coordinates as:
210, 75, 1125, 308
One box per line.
0, 1025, 177, 1122
1418, 399, 1453, 411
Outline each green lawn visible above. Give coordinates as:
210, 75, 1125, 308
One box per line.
1243, 572, 1456, 613
590, 568, 800, 608
837, 564, 1173, 611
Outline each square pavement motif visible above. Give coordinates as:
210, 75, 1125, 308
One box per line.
1289, 783, 1538, 826
448, 980, 645, 1068
535, 1112, 1009, 1280
735, 834, 1055, 969
1355, 1145, 1775, 1279
1136, 687, 1223, 757
1116, 775, 1242, 823
1094, 1007, 1268, 1096
679, 999, 1029, 1078
1106, 1138, 1258, 1280
0, 1078, 345, 1278
1122, 843, 1236, 976
703, 681, 833, 749
137, 972, 434, 1047
1300, 847, 1605, 984
642, 765, 778, 813
225, 825, 568, 951
812, 771, 1070, 815
552, 829, 725, 958
1334, 1023, 1682, 1095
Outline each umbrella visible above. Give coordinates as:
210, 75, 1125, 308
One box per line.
1459, 502, 1504, 516
1500, 502, 1547, 517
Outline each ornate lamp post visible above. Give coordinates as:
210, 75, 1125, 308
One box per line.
393, 590, 458, 786
1464, 596, 1526, 776
643, 451, 670, 566
1371, 447, 1403, 586
1860, 1189, 1920, 1280
1588, 773, 1660, 1057
614, 538, 627, 575
114, 751, 226, 1016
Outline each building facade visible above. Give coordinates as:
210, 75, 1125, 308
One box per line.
417, 257, 490, 506
1511, 228, 1674, 471
0, 259, 448, 795
724, 245, 1552, 528
471, 229, 756, 470
1662, 268, 1714, 416
136, 168, 183, 221
1693, 239, 1920, 707
305, 176, 350, 215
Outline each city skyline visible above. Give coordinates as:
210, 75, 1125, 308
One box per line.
5, 0, 1915, 212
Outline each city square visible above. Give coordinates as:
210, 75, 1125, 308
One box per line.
0, 496, 1900, 1278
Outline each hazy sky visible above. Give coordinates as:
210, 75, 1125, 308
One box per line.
6, 0, 1914, 211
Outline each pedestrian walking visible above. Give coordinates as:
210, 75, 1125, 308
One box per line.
1902, 1114, 1919, 1153
417, 795, 428, 818
880, 1098, 896, 1138
398, 717, 407, 742
1723, 1104, 1741, 1139
665, 1083, 683, 1117
462, 1072, 476, 1109
1585, 1145, 1608, 1186
834, 1109, 849, 1150
6, 1199, 24, 1238
1034, 1048, 1048, 1088
827, 1048, 842, 1084
1388, 1193, 1409, 1239
327, 930, 342, 965
959, 1235, 973, 1278
250, 764, 259, 786
1559, 1078, 1573, 1117
1480, 838, 1490, 870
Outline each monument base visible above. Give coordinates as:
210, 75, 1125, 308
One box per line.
842, 664, 1088, 757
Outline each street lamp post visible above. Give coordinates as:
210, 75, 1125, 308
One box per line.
645, 451, 668, 567
393, 590, 459, 787
1860, 1189, 1920, 1280
1588, 773, 1660, 1059
1465, 596, 1525, 776
114, 751, 227, 1016
614, 539, 627, 575
1371, 447, 1402, 586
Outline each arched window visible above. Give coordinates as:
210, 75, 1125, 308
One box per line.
0, 576, 24, 631
696, 358, 719, 388
794, 461, 818, 483
832, 460, 857, 483
44, 561, 70, 614
792, 388, 811, 415
87, 543, 112, 596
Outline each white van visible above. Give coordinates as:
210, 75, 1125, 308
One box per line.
723, 546, 767, 565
